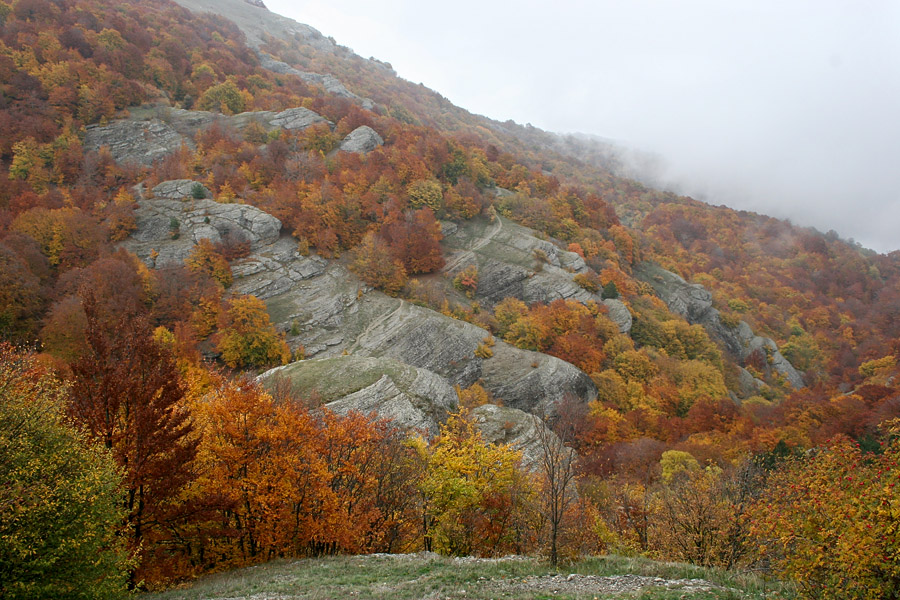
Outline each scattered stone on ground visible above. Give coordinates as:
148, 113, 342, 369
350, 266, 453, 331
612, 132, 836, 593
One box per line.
491, 572, 738, 596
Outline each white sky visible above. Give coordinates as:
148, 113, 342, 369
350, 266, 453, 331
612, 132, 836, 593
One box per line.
265, 0, 900, 253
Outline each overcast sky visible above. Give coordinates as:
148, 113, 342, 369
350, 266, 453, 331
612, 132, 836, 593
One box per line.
264, 0, 900, 253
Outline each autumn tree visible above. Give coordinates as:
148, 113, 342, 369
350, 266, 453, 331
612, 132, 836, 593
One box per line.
188, 377, 328, 566
536, 403, 579, 566
380, 208, 444, 274
189, 377, 421, 568
68, 296, 197, 585
750, 437, 900, 600
186, 238, 233, 288
350, 231, 408, 296
216, 294, 290, 369
197, 80, 246, 114
0, 345, 129, 600
406, 178, 443, 211
419, 409, 537, 556
0, 240, 45, 341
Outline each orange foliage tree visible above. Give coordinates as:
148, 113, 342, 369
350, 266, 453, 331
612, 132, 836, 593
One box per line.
750, 437, 900, 600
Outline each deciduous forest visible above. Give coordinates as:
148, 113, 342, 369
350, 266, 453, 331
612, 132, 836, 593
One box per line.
0, 1, 898, 598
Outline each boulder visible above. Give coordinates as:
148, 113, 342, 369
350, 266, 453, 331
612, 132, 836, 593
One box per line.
339, 126, 384, 154
602, 299, 633, 334
258, 355, 458, 436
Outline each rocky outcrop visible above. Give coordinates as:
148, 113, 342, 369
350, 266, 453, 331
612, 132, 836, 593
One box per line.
228, 106, 330, 132
443, 215, 588, 302
441, 214, 632, 334
339, 126, 384, 153
123, 183, 599, 417
258, 356, 458, 436
231, 237, 329, 300
149, 179, 211, 201
171, 0, 378, 109
86, 106, 331, 166
162, 105, 328, 136
84, 119, 190, 166
472, 403, 576, 470
235, 257, 599, 412
481, 343, 597, 415
231, 240, 600, 414
257, 54, 376, 111
123, 180, 282, 267
635, 262, 805, 390
171, 0, 337, 53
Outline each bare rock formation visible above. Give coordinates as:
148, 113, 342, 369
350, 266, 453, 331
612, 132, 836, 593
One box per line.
83, 119, 190, 166
123, 179, 282, 267
259, 355, 458, 436
339, 126, 384, 154
635, 261, 805, 390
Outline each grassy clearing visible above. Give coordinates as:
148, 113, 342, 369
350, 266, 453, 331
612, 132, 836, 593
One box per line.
141, 553, 793, 600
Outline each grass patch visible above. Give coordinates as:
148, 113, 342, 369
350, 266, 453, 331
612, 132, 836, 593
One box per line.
259, 355, 416, 403
141, 553, 793, 600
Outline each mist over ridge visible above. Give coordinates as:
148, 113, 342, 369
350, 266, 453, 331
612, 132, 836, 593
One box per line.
265, 0, 900, 254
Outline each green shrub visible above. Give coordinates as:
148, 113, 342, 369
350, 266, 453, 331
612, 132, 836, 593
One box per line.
0, 346, 129, 599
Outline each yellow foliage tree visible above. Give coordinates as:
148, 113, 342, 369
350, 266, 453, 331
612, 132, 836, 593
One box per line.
406, 179, 443, 211
419, 410, 536, 556
216, 295, 290, 369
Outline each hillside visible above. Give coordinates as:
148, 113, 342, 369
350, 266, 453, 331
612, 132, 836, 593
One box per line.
1, 1, 898, 598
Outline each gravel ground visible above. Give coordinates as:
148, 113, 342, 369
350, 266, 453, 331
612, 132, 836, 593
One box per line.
491, 572, 736, 595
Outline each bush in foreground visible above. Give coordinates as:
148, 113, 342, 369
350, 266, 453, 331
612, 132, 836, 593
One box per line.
0, 345, 129, 599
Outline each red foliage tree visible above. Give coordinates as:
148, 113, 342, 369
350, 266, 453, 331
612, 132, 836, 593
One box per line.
68, 293, 198, 584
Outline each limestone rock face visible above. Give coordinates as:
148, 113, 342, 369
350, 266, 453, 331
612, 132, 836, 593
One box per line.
441, 213, 632, 335
170, 0, 379, 109
472, 404, 575, 470
602, 299, 633, 334
251, 266, 599, 413
123, 180, 282, 267
85, 106, 331, 166
339, 126, 384, 154
231, 237, 328, 300
442, 214, 592, 304
635, 262, 805, 390
259, 356, 458, 436
150, 179, 211, 200
481, 343, 597, 416
257, 54, 376, 110
84, 119, 190, 166
171, 0, 337, 52
123, 186, 599, 417
268, 107, 328, 130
